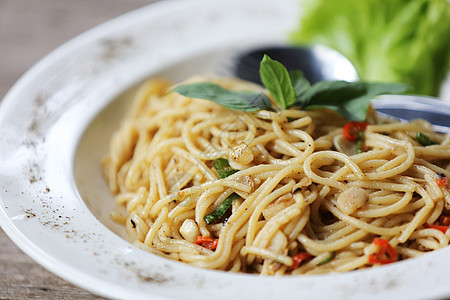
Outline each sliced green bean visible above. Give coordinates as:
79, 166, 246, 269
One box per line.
204, 193, 240, 225
416, 132, 438, 146
213, 158, 238, 179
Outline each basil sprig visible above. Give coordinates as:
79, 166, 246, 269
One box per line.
171, 55, 408, 121
171, 82, 272, 112
259, 54, 296, 109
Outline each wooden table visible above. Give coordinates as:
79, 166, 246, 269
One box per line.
0, 1, 159, 298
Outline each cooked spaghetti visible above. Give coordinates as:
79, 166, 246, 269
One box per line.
103, 77, 450, 275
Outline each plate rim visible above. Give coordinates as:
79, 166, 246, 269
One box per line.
1, 0, 450, 299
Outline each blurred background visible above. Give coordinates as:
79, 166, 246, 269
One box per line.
0, 0, 449, 298
0, 1, 157, 298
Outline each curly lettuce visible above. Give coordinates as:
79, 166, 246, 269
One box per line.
290, 0, 450, 97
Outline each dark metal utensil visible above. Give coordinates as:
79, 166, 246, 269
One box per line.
234, 44, 359, 84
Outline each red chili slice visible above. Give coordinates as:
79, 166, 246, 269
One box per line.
194, 236, 218, 250
436, 173, 448, 187
343, 122, 368, 141
289, 252, 312, 270
368, 238, 397, 265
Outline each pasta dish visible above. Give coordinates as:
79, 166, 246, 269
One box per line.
103, 72, 450, 275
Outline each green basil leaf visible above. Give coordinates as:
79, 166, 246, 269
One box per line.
298, 81, 408, 121
259, 55, 296, 109
171, 82, 273, 112
289, 70, 310, 102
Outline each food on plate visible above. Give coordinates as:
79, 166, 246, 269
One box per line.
290, 0, 450, 97
103, 56, 450, 275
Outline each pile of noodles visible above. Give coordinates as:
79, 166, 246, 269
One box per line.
103, 77, 450, 275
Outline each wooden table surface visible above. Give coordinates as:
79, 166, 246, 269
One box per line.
0, 1, 159, 298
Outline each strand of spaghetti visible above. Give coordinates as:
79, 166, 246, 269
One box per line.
133, 240, 180, 259
316, 221, 361, 242
335, 256, 369, 272
427, 198, 445, 225
272, 120, 300, 142
323, 200, 408, 236
193, 165, 307, 268
369, 191, 403, 205
127, 213, 149, 242
125, 137, 184, 189
284, 196, 314, 240
171, 147, 217, 181
240, 246, 293, 266
297, 226, 370, 254
253, 191, 306, 249
287, 129, 315, 156
141, 158, 160, 218
143, 206, 168, 246
182, 113, 228, 160
246, 181, 296, 249
413, 229, 449, 249
125, 187, 147, 213
414, 158, 450, 177
397, 179, 435, 243
105, 122, 139, 192
272, 139, 304, 157
354, 192, 413, 218
285, 115, 313, 130
303, 151, 364, 189
247, 132, 279, 147
191, 114, 239, 133
395, 246, 425, 258
153, 156, 168, 199
148, 179, 250, 218
414, 146, 450, 159
360, 132, 415, 180
348, 180, 415, 192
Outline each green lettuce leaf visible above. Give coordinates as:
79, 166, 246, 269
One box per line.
290, 0, 450, 97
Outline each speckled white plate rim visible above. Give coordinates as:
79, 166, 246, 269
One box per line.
1, 0, 450, 299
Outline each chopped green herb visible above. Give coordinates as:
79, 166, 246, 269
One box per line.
317, 251, 336, 265
204, 193, 240, 225
213, 158, 238, 179
356, 131, 365, 154
416, 132, 438, 146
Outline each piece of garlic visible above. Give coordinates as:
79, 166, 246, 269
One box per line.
337, 187, 369, 215
229, 142, 254, 165
179, 219, 200, 242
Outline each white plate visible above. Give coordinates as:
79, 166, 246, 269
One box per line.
1, 0, 449, 299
